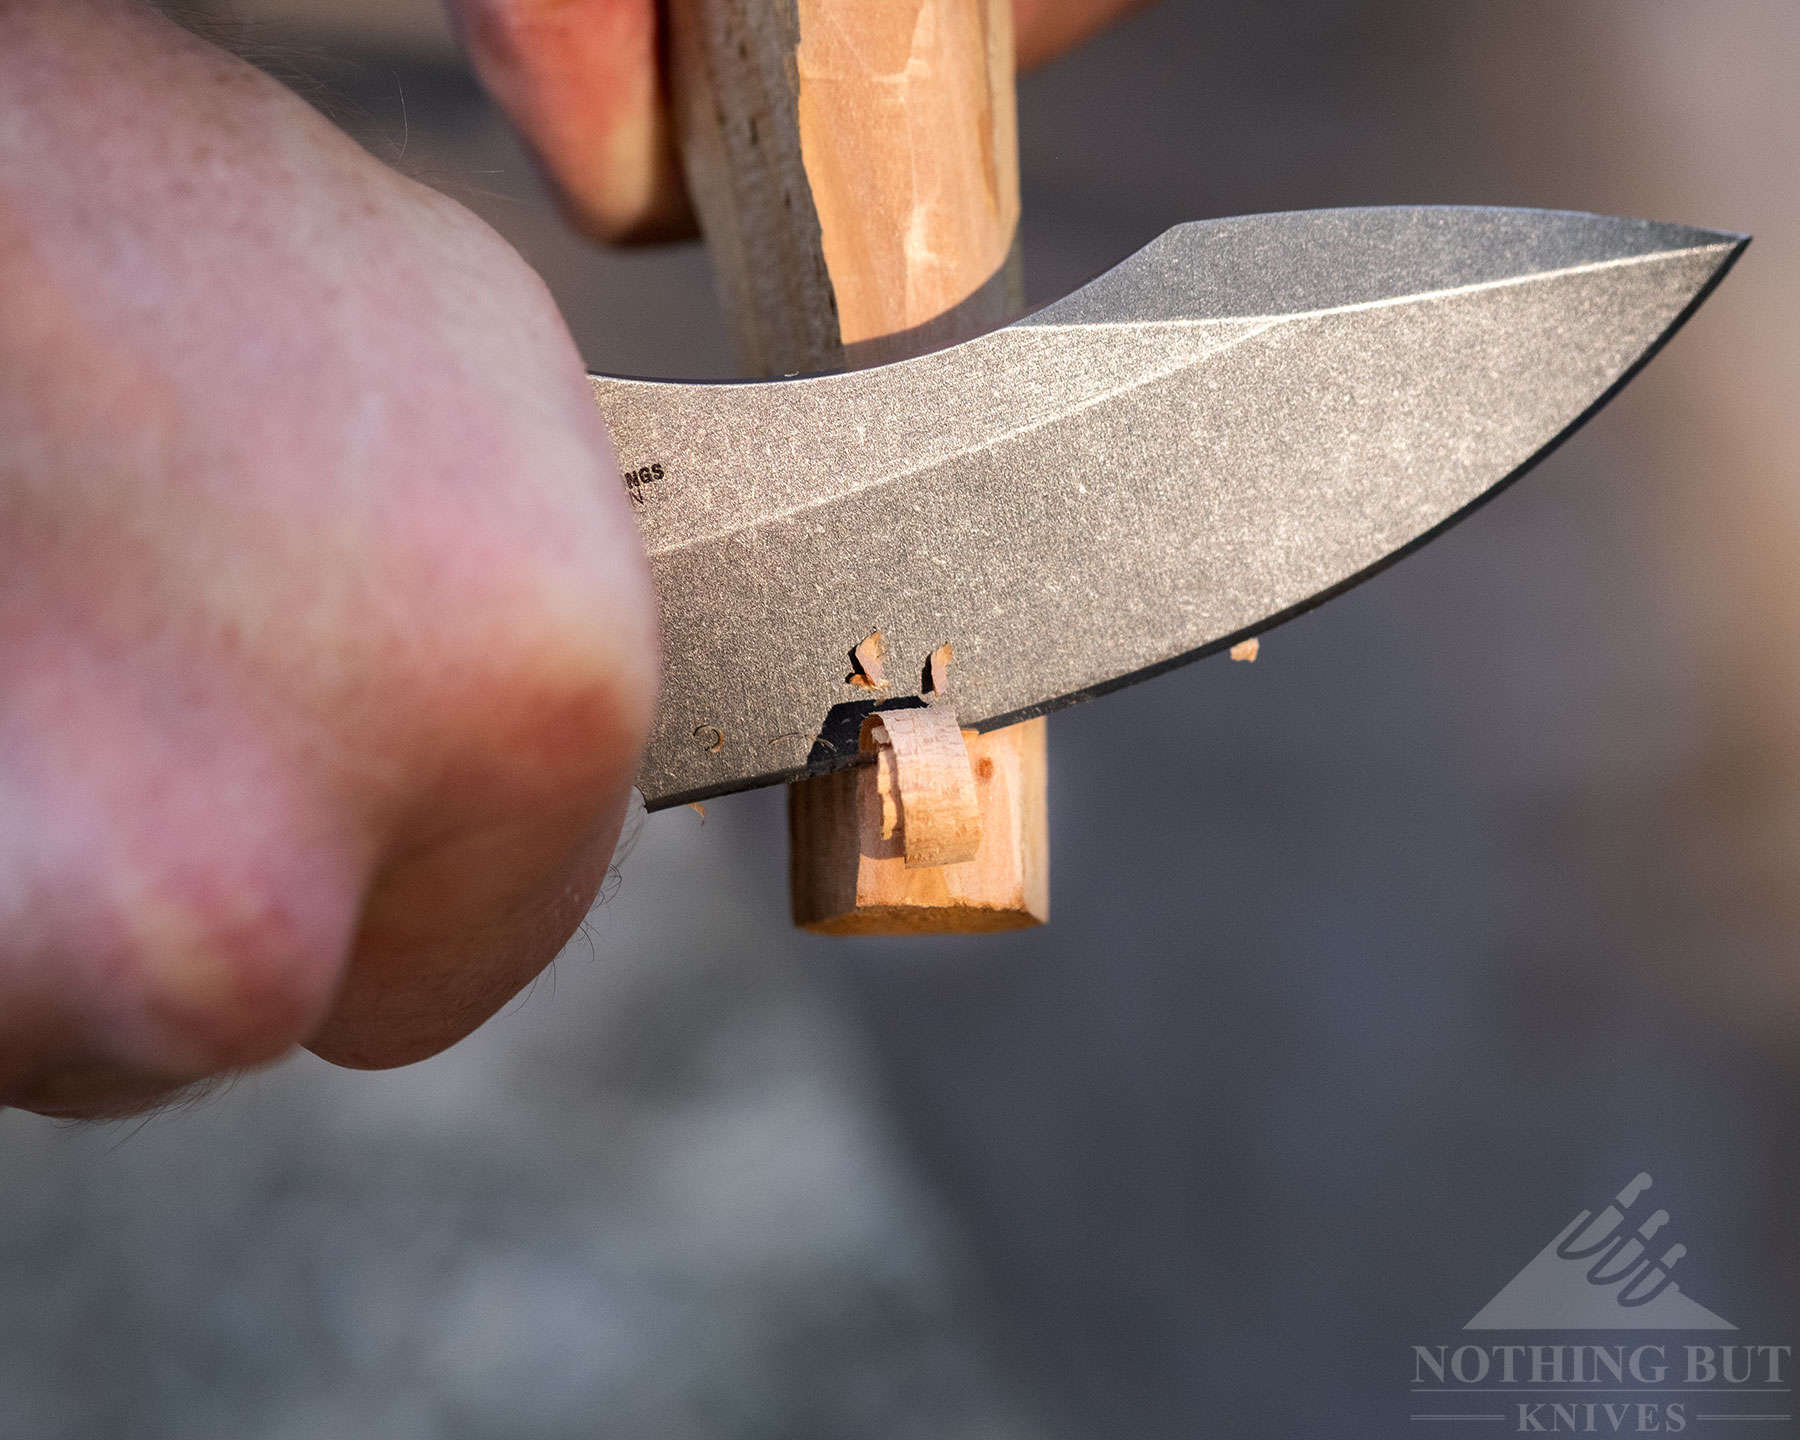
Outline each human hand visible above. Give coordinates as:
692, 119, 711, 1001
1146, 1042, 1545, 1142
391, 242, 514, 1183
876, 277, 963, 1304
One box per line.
0, 0, 658, 1117
443, 0, 1156, 243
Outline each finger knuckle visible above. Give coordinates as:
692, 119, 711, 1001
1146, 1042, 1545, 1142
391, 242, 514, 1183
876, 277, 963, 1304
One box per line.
484, 604, 660, 798
112, 864, 351, 1074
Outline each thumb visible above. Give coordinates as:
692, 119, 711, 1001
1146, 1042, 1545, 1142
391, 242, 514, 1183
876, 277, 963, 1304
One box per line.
442, 0, 695, 243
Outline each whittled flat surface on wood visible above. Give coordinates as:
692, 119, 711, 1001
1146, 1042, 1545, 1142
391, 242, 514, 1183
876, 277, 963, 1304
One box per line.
669, 0, 1020, 375
794, 0, 1021, 364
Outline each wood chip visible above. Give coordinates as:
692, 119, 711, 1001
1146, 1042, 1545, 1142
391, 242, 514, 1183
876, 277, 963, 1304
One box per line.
848, 630, 888, 689
858, 706, 982, 868
1230, 638, 1260, 662
923, 642, 955, 699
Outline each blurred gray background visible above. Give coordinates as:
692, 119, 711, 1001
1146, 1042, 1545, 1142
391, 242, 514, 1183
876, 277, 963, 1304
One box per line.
5, 3, 1800, 1437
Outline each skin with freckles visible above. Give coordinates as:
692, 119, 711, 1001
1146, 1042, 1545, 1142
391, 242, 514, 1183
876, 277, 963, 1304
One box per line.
0, 0, 1143, 1119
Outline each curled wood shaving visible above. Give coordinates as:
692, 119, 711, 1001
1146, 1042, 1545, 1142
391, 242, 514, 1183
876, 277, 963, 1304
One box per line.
858, 706, 982, 868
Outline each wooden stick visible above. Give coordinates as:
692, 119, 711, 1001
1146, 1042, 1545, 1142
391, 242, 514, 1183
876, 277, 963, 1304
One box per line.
669, 0, 1049, 933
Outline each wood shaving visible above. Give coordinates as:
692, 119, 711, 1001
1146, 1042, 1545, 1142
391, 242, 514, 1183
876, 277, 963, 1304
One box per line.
859, 706, 982, 867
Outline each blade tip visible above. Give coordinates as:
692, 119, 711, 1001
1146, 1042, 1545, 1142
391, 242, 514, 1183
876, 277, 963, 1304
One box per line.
1668, 223, 1752, 297
1654, 220, 1750, 254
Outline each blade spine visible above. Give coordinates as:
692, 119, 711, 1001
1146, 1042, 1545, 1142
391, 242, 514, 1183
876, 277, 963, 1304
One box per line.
1015, 241, 1739, 334
590, 206, 1742, 389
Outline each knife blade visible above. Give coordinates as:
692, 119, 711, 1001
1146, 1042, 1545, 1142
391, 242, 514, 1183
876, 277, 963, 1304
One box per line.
589, 206, 1745, 810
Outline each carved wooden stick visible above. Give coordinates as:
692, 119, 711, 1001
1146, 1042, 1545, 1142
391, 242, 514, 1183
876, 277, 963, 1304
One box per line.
668, 0, 1049, 933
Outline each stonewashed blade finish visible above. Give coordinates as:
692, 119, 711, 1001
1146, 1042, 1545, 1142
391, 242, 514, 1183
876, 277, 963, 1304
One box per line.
590, 207, 1744, 810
